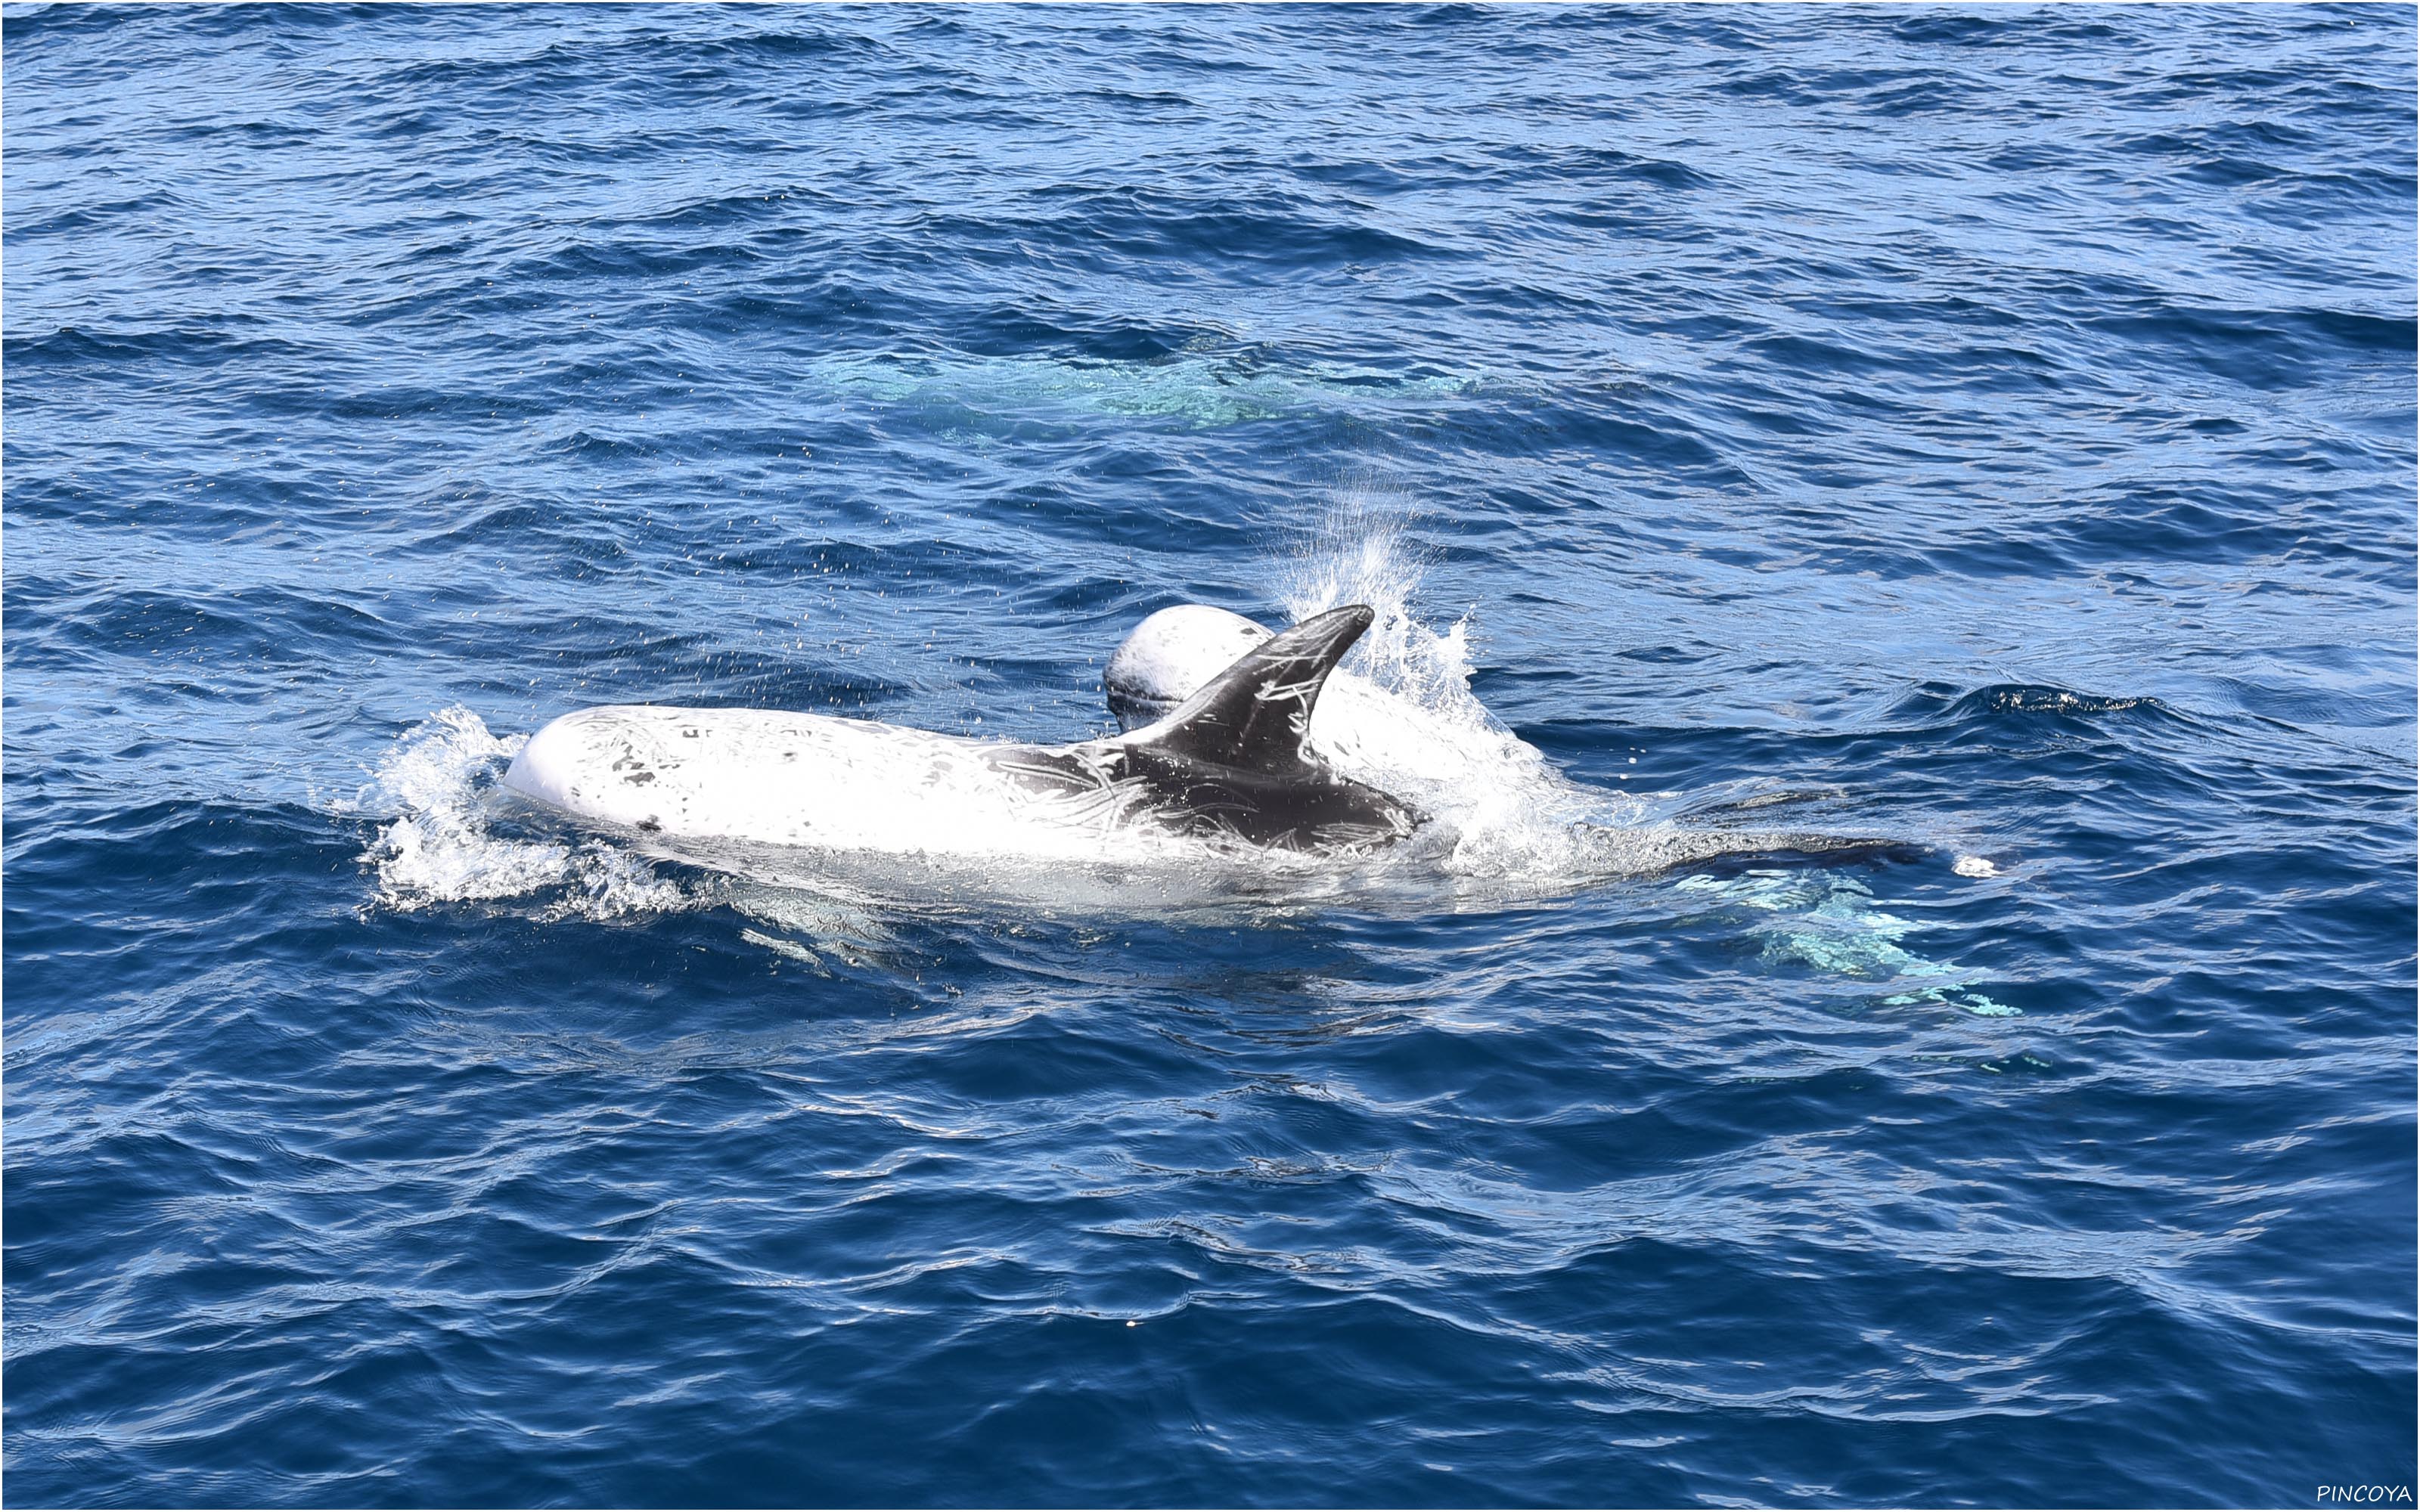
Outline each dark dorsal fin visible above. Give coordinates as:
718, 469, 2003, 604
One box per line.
1125, 604, 1372, 775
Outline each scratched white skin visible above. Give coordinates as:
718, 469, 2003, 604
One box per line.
500, 605, 1419, 863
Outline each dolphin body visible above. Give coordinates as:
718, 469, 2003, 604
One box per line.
502, 604, 1422, 857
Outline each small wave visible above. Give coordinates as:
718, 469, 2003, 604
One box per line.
11, 323, 315, 371
1947, 683, 2166, 719
1885, 680, 2178, 727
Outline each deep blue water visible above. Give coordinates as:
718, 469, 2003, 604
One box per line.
5, 5, 2416, 1507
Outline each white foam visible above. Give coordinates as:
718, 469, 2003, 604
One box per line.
361, 706, 693, 919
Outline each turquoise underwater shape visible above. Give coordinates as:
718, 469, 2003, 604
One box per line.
1673, 869, 2019, 1016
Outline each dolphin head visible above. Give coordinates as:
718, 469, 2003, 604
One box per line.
1103, 604, 1270, 730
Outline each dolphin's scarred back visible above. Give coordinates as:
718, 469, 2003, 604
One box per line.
1123, 604, 1371, 778
504, 603, 1421, 857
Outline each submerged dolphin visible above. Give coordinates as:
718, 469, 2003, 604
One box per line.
503, 604, 1423, 857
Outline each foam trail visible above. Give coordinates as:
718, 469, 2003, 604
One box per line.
361, 706, 693, 919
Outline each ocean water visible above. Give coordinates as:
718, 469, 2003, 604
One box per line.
5, 5, 2415, 1506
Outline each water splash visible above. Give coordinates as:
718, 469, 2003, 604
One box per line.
1274, 500, 1749, 884
361, 706, 693, 919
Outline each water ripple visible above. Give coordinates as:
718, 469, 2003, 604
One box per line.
5, 5, 2413, 1507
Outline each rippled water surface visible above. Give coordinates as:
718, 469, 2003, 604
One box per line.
6, 5, 2415, 1506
